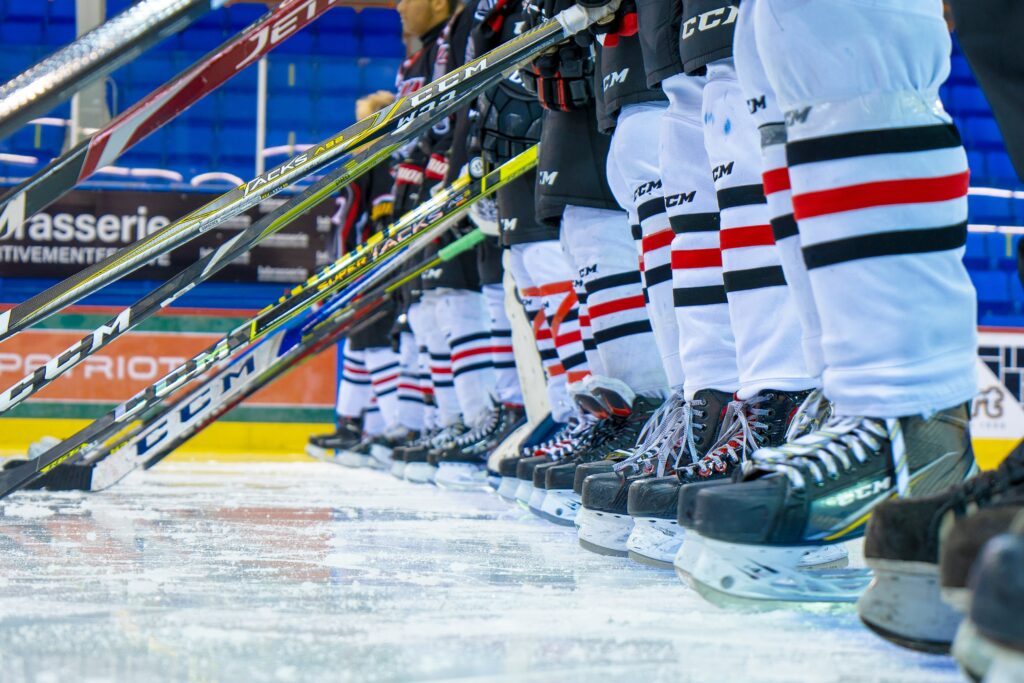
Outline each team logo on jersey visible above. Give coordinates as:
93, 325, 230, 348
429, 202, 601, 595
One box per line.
538, 171, 559, 186
602, 68, 629, 92
711, 162, 734, 180
682, 6, 738, 39
633, 179, 662, 201
664, 191, 696, 207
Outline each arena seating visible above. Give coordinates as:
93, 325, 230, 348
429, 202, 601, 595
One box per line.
0, 3, 1022, 323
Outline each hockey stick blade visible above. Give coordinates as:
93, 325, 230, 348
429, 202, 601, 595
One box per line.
0, 0, 370, 239
0, 0, 218, 142
0, 3, 604, 343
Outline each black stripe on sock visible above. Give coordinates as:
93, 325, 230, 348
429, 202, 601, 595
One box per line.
375, 387, 397, 397
343, 378, 372, 386
802, 222, 968, 270
786, 123, 962, 167
670, 212, 720, 234
434, 380, 454, 388
674, 285, 728, 307
492, 329, 512, 337
399, 396, 427, 404
583, 339, 598, 351
631, 223, 642, 241
453, 361, 494, 377
638, 198, 666, 223
562, 352, 588, 370
716, 184, 766, 211
539, 348, 558, 361
450, 331, 491, 346
594, 320, 653, 344
429, 353, 451, 361
494, 361, 517, 369
723, 265, 788, 292
644, 263, 672, 287
586, 270, 642, 294
369, 361, 400, 374
577, 290, 588, 304
771, 213, 799, 241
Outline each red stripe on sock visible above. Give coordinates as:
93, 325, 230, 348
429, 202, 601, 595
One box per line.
762, 167, 791, 195
641, 228, 674, 254
672, 248, 722, 269
720, 224, 776, 250
792, 170, 970, 220
588, 295, 646, 318
451, 346, 504, 363
371, 373, 399, 386
554, 330, 582, 346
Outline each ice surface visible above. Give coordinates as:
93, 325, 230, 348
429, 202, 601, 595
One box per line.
0, 462, 963, 683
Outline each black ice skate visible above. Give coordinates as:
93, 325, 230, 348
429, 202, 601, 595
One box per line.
398, 421, 468, 484
952, 510, 1024, 683
856, 440, 1024, 653
490, 414, 559, 498
494, 416, 569, 503
305, 416, 363, 462
575, 391, 689, 557
623, 388, 734, 568
537, 395, 661, 526
433, 402, 526, 491
677, 402, 975, 604
518, 416, 599, 519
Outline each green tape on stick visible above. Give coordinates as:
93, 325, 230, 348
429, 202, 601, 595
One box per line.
439, 229, 485, 261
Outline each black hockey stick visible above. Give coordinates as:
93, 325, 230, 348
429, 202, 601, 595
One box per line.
0, 1, 606, 342
0, 0, 382, 239
0, 0, 217, 141
0, 145, 536, 498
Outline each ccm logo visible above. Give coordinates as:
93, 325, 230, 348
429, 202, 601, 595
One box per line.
682, 6, 738, 38
538, 171, 559, 186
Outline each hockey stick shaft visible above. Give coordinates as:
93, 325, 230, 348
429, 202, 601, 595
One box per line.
0, 0, 218, 142
0, 0, 372, 237
0, 146, 536, 497
0, 3, 601, 342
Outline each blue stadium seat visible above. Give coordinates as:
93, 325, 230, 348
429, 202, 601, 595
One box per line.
266, 94, 311, 127
965, 117, 1005, 150
45, 19, 75, 46
949, 53, 973, 85
964, 232, 990, 270
225, 4, 266, 29
969, 194, 1014, 224
0, 20, 44, 45
269, 58, 316, 92
361, 60, 400, 93
223, 63, 259, 93
125, 55, 177, 86
971, 270, 1013, 315
0, 45, 39, 81
181, 26, 228, 52
174, 94, 218, 124
360, 34, 404, 58
1011, 273, 1024, 308
216, 126, 256, 163
222, 90, 259, 123
3, 3, 45, 20
275, 27, 316, 54
170, 124, 216, 161
316, 7, 358, 32
358, 8, 401, 35
318, 58, 361, 94
949, 85, 991, 117
994, 233, 1021, 271
47, 0, 76, 21
316, 30, 359, 57
967, 150, 987, 182
979, 313, 1024, 328
987, 152, 1022, 186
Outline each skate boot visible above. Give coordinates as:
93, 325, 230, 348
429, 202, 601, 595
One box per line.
495, 417, 567, 502
305, 416, 363, 462
364, 427, 417, 475
434, 402, 526, 491
856, 440, 1023, 652
539, 394, 661, 526
622, 389, 734, 568
514, 417, 595, 512
575, 391, 689, 557
401, 421, 468, 484
952, 511, 1024, 683
677, 401, 975, 604
487, 415, 557, 492
573, 375, 636, 419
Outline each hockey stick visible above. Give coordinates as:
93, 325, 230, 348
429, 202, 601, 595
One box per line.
0, 0, 219, 142
0, 0, 384, 239
0, 141, 534, 412
0, 2, 605, 342
0, 145, 536, 497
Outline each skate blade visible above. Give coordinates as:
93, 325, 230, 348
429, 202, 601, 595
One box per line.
857, 559, 960, 653
578, 537, 629, 558
627, 550, 675, 571
576, 508, 632, 556
952, 619, 997, 683
675, 533, 865, 611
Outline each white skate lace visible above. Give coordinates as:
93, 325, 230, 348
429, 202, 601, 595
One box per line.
524, 421, 575, 457
784, 388, 832, 442
683, 396, 771, 478
453, 404, 501, 446
747, 416, 905, 491
612, 391, 691, 477
537, 415, 598, 458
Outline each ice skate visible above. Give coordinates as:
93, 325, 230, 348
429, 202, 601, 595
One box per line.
856, 441, 1023, 653
434, 402, 526, 491
677, 402, 974, 605
952, 511, 1024, 683
493, 415, 561, 501
575, 391, 689, 557
305, 417, 363, 461
511, 418, 591, 512
366, 426, 417, 471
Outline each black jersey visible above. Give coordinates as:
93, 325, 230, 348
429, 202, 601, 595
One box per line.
593, 4, 667, 133
535, 105, 618, 226
635, 0, 684, 87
